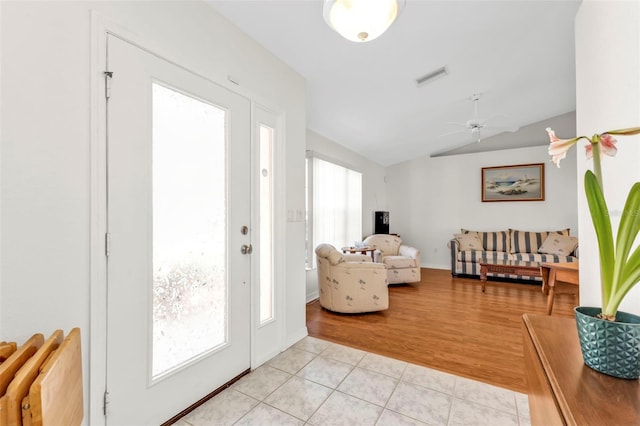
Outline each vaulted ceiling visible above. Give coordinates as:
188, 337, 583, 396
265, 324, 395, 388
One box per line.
209, 0, 581, 166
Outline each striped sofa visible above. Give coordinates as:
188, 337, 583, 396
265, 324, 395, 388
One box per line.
447, 228, 578, 281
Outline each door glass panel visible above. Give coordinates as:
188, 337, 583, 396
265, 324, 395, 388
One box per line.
259, 124, 274, 323
151, 83, 227, 378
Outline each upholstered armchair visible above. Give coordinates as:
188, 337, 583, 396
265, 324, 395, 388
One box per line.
315, 244, 389, 313
363, 234, 421, 284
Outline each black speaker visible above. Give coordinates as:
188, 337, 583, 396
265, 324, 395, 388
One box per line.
374, 211, 389, 234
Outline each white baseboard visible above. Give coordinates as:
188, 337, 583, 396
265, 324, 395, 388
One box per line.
286, 326, 309, 349
253, 348, 282, 369
306, 291, 319, 303
421, 264, 450, 270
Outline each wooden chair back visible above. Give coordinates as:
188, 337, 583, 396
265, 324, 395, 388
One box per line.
0, 335, 44, 426
0, 344, 17, 364
4, 331, 63, 426
0, 336, 43, 396
26, 328, 82, 426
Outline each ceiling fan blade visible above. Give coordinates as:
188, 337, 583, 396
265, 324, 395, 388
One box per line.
445, 121, 468, 128
441, 94, 517, 141
438, 129, 468, 138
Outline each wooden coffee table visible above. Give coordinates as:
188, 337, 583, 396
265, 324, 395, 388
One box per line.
479, 260, 542, 292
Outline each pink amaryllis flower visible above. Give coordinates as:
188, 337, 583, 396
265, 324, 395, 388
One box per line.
585, 133, 617, 160
546, 127, 583, 167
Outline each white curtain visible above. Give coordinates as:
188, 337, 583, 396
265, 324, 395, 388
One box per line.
312, 157, 362, 258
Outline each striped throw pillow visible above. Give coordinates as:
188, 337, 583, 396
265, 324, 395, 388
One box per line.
509, 229, 570, 254
462, 229, 509, 252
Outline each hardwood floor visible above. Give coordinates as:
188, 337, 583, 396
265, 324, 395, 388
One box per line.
306, 267, 577, 394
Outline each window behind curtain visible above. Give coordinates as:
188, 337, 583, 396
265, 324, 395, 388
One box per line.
307, 156, 362, 267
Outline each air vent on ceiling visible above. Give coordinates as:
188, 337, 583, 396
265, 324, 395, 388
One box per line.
415, 66, 448, 87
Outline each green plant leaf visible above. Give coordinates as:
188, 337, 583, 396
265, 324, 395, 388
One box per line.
606, 245, 640, 314
621, 245, 640, 284
612, 182, 640, 296
606, 127, 640, 136
584, 170, 615, 305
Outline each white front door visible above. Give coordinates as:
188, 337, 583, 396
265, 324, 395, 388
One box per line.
105, 34, 251, 425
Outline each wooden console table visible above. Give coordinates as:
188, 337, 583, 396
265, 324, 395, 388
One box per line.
522, 314, 640, 425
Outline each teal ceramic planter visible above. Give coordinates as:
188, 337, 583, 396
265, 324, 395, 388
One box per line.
575, 306, 640, 379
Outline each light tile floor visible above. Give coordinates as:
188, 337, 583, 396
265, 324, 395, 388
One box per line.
179, 337, 531, 426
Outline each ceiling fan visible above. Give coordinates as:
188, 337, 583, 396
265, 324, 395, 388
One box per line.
440, 93, 518, 142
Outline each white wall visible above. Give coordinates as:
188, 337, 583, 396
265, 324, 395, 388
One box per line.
305, 129, 387, 301
386, 145, 578, 269
575, 1, 640, 315
1, 0, 306, 422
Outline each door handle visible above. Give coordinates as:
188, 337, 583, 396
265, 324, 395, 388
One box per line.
241, 244, 253, 255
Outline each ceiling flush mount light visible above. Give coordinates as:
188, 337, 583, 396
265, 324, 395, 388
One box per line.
323, 0, 404, 43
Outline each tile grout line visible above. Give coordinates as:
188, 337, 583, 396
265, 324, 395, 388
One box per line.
308, 340, 452, 425
258, 370, 313, 423
300, 347, 337, 425
231, 344, 322, 425
204, 336, 528, 426
373, 360, 409, 425
263, 342, 340, 424
302, 344, 362, 425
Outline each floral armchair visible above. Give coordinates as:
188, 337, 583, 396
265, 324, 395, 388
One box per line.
315, 244, 389, 313
363, 234, 421, 284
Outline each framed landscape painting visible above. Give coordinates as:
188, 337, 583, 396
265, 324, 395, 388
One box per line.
481, 163, 545, 202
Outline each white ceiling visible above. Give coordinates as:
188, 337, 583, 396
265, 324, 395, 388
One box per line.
208, 0, 581, 166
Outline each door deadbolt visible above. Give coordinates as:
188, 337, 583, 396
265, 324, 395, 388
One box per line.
241, 244, 253, 255
240, 225, 249, 235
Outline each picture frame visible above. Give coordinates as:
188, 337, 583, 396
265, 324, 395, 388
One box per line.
481, 163, 545, 202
